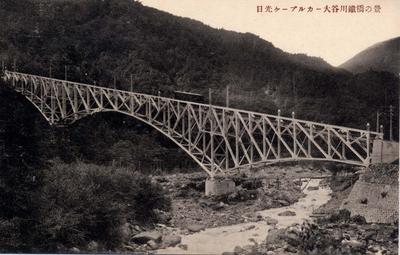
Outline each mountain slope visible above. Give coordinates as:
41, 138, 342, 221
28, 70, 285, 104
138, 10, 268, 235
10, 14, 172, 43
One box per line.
0, 0, 398, 130
340, 37, 400, 74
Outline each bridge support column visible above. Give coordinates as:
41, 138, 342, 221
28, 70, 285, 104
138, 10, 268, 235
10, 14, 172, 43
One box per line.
205, 178, 235, 196
371, 139, 399, 164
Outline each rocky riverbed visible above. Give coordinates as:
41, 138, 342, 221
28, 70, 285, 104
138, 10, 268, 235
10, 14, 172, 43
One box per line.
233, 166, 399, 255
117, 165, 356, 253
233, 210, 398, 255
70, 164, 397, 254
156, 178, 331, 254
155, 165, 330, 230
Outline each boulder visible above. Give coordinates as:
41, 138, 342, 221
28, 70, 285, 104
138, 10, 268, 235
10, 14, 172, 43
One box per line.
368, 245, 381, 252
122, 244, 138, 252
120, 222, 131, 242
244, 225, 256, 231
341, 239, 364, 249
155, 209, 172, 224
178, 244, 188, 250
248, 238, 257, 244
278, 210, 296, 216
332, 230, 343, 241
87, 241, 99, 251
131, 231, 162, 244
364, 230, 377, 241
234, 246, 245, 253
277, 199, 290, 206
284, 232, 301, 247
258, 197, 274, 210
211, 201, 226, 210
243, 212, 263, 222
186, 224, 206, 232
307, 186, 319, 191
70, 247, 80, 253
284, 245, 298, 253
265, 217, 279, 225
162, 234, 182, 247
133, 225, 142, 232
265, 228, 286, 244
147, 240, 160, 250
199, 199, 215, 208
56, 244, 66, 251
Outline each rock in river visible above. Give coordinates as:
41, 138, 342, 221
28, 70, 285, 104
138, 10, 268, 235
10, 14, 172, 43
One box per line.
131, 231, 162, 244
278, 200, 290, 206
278, 210, 296, 216
147, 240, 160, 250
186, 224, 206, 232
178, 244, 188, 250
162, 234, 182, 247
265, 216, 279, 225
341, 239, 364, 249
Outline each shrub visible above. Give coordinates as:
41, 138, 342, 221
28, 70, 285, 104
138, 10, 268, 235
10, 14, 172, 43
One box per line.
325, 162, 339, 173
35, 161, 170, 251
351, 215, 367, 225
0, 219, 23, 252
318, 209, 351, 224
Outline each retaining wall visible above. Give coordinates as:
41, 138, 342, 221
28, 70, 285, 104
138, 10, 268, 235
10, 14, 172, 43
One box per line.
340, 165, 398, 224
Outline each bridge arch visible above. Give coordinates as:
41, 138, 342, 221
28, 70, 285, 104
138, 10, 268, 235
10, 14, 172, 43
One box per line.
2, 71, 383, 177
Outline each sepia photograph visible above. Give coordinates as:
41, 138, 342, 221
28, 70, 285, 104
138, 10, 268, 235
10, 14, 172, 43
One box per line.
0, 0, 399, 254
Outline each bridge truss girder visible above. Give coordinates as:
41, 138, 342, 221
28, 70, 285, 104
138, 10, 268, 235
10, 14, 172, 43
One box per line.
2, 71, 382, 177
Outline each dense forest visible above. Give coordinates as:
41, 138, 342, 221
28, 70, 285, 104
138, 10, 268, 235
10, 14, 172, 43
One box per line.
0, 0, 399, 251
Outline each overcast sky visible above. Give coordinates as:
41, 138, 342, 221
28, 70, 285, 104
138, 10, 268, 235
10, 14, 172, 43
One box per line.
141, 0, 400, 66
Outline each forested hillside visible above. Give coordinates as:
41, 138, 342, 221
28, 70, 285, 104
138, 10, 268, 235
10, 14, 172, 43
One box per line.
1, 0, 398, 126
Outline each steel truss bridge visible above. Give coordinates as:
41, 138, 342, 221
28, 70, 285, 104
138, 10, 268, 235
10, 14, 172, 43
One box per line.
2, 71, 383, 177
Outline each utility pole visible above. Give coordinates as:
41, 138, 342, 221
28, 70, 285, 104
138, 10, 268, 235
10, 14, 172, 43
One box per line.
64, 65, 68, 81
49, 65, 52, 78
389, 105, 393, 141
13, 59, 16, 72
376, 110, 380, 132
366, 123, 370, 157
226, 85, 230, 108
113, 76, 116, 89
130, 74, 133, 92
292, 72, 297, 111
1, 59, 5, 73
209, 88, 212, 105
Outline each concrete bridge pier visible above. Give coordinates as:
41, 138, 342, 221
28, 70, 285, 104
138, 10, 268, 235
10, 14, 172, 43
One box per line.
371, 139, 399, 164
205, 178, 236, 196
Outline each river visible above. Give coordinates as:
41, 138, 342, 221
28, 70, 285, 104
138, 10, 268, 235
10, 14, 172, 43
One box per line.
157, 178, 331, 254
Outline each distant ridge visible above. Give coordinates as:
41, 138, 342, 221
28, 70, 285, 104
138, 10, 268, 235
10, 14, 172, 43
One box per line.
340, 37, 400, 74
